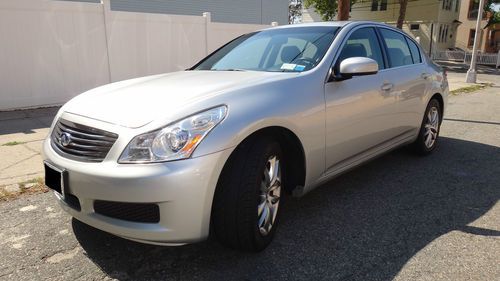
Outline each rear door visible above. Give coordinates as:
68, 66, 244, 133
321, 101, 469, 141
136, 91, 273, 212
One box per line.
377, 28, 429, 132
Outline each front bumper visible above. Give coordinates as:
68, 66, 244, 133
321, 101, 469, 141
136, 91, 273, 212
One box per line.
43, 137, 232, 245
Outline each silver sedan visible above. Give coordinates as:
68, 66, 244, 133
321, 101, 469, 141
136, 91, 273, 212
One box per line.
43, 21, 448, 251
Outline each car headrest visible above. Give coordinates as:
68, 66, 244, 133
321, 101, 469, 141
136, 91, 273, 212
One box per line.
339, 43, 367, 61
281, 45, 301, 62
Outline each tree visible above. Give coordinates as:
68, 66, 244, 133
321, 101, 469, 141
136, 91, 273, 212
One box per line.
484, 0, 500, 28
304, 0, 356, 21
396, 0, 409, 29
337, 0, 350, 20
289, 0, 303, 24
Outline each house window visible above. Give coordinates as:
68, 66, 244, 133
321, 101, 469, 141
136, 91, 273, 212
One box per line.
468, 0, 487, 19
380, 0, 387, 10
438, 25, 443, 43
410, 24, 420, 30
455, 0, 459, 12
468, 29, 475, 48
371, 0, 378, 11
444, 25, 449, 43
442, 0, 453, 11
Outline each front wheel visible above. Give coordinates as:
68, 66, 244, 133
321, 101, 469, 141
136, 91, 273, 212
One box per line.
211, 137, 283, 251
412, 98, 442, 155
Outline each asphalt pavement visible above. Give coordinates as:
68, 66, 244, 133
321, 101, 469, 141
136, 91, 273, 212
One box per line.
0, 86, 499, 281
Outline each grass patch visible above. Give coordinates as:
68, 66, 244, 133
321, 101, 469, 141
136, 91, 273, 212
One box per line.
2, 141, 26, 146
450, 83, 491, 95
0, 177, 48, 201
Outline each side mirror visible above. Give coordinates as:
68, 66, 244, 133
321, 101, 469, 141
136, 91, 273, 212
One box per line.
338, 57, 378, 79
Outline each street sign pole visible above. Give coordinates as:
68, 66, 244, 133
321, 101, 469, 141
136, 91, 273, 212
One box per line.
465, 0, 485, 83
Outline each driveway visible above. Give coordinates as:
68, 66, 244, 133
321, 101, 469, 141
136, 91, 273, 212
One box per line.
0, 86, 499, 281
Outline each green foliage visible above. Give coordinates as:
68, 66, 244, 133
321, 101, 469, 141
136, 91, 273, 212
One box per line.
289, 0, 303, 24
304, 0, 357, 21
484, 0, 500, 28
2, 141, 25, 146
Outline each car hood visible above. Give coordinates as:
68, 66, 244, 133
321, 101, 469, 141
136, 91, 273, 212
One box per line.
63, 71, 286, 128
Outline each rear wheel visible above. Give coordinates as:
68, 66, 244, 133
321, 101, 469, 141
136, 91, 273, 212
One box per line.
211, 137, 283, 251
412, 98, 441, 155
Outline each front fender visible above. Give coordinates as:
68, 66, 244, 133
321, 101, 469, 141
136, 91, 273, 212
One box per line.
191, 77, 326, 188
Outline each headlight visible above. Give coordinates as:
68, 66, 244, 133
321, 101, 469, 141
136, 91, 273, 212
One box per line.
119, 105, 227, 163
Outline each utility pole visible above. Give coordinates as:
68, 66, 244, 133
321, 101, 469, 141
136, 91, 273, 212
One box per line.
465, 0, 485, 83
337, 0, 350, 21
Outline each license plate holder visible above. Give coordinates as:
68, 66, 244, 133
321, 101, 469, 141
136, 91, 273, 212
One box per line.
44, 161, 68, 196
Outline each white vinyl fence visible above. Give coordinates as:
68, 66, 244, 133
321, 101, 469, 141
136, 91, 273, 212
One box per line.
0, 0, 272, 110
432, 50, 500, 68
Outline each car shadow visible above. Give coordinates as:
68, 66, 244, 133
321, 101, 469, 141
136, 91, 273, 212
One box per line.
73, 136, 500, 280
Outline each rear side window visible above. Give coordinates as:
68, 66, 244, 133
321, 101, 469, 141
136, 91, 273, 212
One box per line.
379, 28, 413, 68
406, 38, 422, 63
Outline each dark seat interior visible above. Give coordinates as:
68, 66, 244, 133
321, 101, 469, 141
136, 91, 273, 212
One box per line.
338, 43, 367, 62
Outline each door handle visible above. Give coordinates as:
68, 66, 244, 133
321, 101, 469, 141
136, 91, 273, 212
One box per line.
421, 73, 431, 80
381, 83, 393, 91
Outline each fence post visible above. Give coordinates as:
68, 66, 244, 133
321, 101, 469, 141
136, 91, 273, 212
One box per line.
203, 12, 211, 56
496, 50, 500, 69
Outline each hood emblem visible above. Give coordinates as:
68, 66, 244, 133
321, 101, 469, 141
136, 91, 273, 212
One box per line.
60, 132, 72, 147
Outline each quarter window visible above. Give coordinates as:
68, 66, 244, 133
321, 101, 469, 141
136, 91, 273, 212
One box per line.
379, 28, 413, 68
337, 27, 385, 70
406, 38, 422, 64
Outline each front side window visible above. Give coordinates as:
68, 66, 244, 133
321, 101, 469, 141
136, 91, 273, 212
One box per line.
193, 27, 338, 72
337, 27, 385, 70
379, 28, 413, 68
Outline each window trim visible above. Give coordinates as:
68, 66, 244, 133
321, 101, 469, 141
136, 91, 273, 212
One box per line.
325, 24, 425, 83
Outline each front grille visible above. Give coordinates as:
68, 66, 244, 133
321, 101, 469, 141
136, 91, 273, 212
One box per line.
51, 119, 118, 162
94, 200, 160, 223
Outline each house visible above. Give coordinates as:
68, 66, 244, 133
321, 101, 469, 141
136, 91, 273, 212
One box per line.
455, 0, 500, 53
303, 0, 461, 55
63, 0, 289, 25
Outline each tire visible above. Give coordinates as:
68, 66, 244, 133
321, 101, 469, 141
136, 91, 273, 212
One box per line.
412, 98, 442, 155
211, 137, 283, 252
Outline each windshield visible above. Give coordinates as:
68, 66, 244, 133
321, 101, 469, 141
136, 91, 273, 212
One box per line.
192, 26, 339, 72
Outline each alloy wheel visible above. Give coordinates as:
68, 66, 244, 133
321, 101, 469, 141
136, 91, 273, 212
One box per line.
258, 155, 281, 236
424, 106, 440, 148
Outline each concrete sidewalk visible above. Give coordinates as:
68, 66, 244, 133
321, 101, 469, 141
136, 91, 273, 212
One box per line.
0, 107, 59, 186
435, 60, 499, 91
0, 70, 498, 187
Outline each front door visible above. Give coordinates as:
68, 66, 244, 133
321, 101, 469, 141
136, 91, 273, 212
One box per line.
324, 27, 400, 172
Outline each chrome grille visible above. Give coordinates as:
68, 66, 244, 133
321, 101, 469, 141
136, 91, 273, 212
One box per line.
51, 119, 118, 162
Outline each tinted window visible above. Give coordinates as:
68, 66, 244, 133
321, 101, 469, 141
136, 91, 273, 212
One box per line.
379, 28, 413, 68
406, 38, 422, 63
193, 27, 338, 72
338, 27, 385, 70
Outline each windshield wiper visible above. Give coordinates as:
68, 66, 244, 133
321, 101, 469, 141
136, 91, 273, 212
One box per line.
210, 68, 247, 72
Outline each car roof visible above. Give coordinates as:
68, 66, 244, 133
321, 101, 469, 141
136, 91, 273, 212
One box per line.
266, 21, 393, 30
